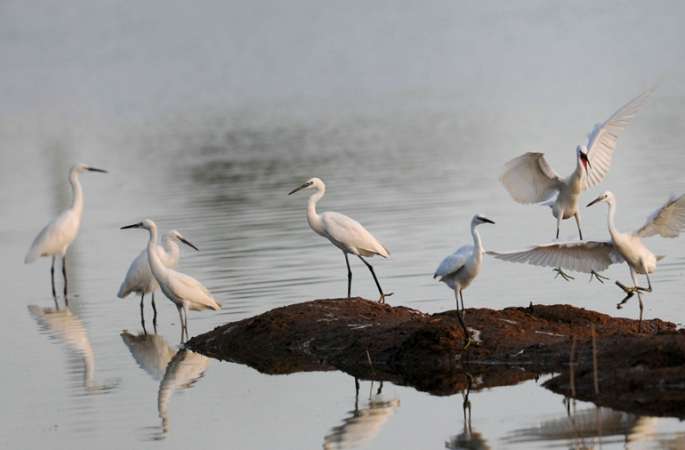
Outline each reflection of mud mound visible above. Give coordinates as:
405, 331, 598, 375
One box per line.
504, 407, 656, 447
188, 298, 680, 404
121, 331, 176, 381
545, 333, 685, 418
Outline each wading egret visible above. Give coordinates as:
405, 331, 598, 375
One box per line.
489, 191, 685, 328
117, 230, 199, 331
433, 214, 495, 348
499, 89, 652, 279
288, 177, 392, 302
121, 219, 220, 342
24, 163, 107, 299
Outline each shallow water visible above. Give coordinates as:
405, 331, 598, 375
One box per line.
3, 1, 685, 449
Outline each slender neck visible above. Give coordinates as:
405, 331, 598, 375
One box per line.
606, 199, 619, 238
146, 225, 167, 278
69, 169, 84, 215
306, 188, 325, 235
471, 222, 484, 255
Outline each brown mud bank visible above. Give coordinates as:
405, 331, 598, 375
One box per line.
187, 298, 685, 417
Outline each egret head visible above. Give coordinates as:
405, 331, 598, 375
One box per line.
121, 218, 156, 231
472, 214, 495, 226
288, 177, 325, 195
71, 163, 108, 174
167, 230, 199, 251
587, 191, 614, 208
576, 145, 591, 172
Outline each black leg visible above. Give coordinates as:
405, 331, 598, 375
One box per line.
354, 378, 360, 412
357, 256, 391, 303
50, 256, 56, 298
152, 292, 158, 332
344, 253, 352, 298
62, 255, 69, 305
458, 290, 472, 349
574, 213, 583, 240
140, 293, 146, 333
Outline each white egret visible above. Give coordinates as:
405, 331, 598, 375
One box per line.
121, 219, 221, 341
117, 230, 199, 331
499, 89, 652, 279
489, 191, 685, 328
289, 177, 392, 302
433, 214, 495, 348
24, 163, 107, 298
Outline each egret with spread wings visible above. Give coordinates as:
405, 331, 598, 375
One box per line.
500, 89, 652, 276
289, 177, 392, 303
489, 191, 685, 328
121, 219, 221, 342
434, 214, 495, 348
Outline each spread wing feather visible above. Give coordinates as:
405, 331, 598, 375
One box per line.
487, 241, 623, 274
499, 153, 562, 204
583, 88, 653, 189
635, 194, 685, 238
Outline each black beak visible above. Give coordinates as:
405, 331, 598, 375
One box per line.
87, 167, 108, 173
586, 197, 602, 207
581, 153, 591, 170
121, 222, 143, 230
288, 181, 312, 195
179, 237, 199, 251
481, 217, 495, 224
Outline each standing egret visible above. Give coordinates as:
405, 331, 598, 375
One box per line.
121, 219, 221, 342
117, 230, 199, 331
24, 163, 107, 299
433, 214, 495, 348
289, 177, 392, 302
489, 191, 685, 329
499, 89, 652, 280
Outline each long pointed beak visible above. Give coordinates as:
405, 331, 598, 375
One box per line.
288, 182, 310, 195
87, 167, 108, 173
482, 217, 495, 224
179, 237, 199, 251
586, 197, 602, 207
120, 223, 142, 230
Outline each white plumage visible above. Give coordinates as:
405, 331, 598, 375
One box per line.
25, 163, 107, 298
117, 229, 198, 328
121, 219, 220, 342
499, 89, 652, 240
490, 191, 685, 326
289, 177, 391, 302
434, 214, 494, 348
121, 331, 176, 381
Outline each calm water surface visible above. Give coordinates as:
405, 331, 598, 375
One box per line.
2, 1, 685, 449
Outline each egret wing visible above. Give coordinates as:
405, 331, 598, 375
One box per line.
322, 212, 389, 257
487, 241, 623, 273
583, 89, 653, 189
167, 270, 221, 311
635, 194, 685, 238
433, 245, 472, 280
499, 153, 563, 204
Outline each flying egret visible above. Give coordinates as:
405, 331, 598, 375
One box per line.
499, 89, 652, 280
25, 163, 107, 299
288, 177, 392, 302
433, 214, 495, 348
489, 191, 685, 328
121, 219, 221, 342
117, 230, 199, 331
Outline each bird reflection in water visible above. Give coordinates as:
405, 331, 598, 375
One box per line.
323, 379, 400, 450
28, 305, 119, 394
120, 330, 176, 381
157, 348, 210, 435
445, 374, 490, 450
504, 398, 657, 449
